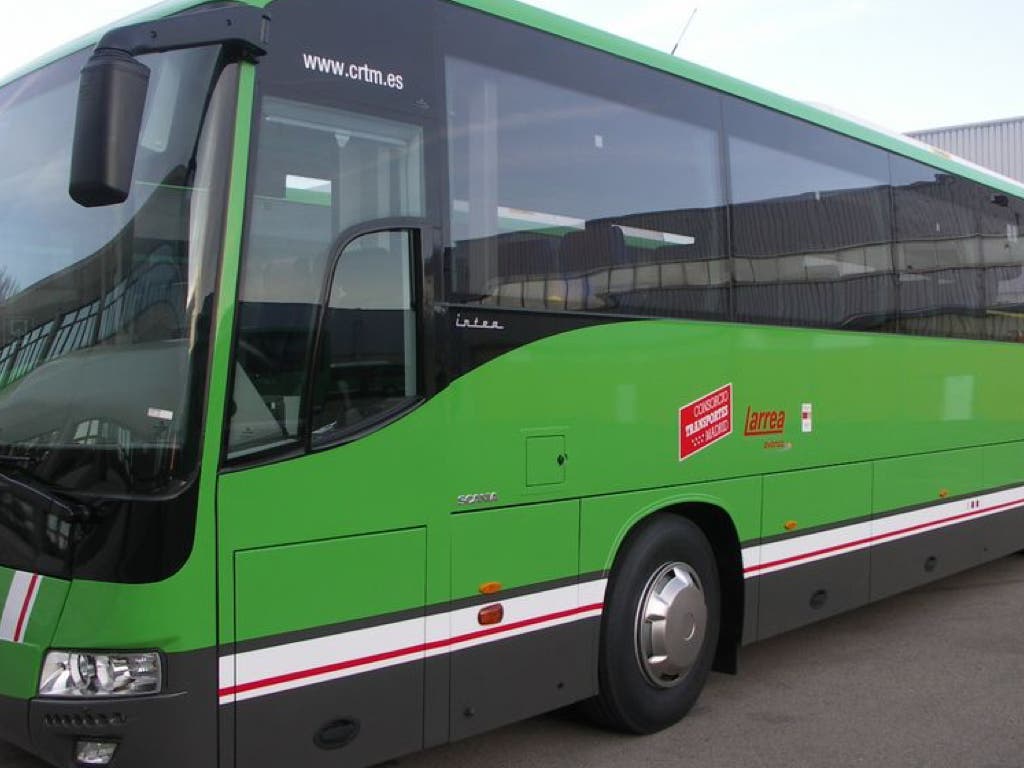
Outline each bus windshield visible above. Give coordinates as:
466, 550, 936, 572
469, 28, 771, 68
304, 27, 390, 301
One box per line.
0, 47, 235, 497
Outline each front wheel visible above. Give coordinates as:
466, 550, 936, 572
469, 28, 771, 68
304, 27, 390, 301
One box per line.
585, 514, 720, 734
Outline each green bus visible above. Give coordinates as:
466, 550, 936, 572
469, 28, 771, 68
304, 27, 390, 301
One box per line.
2, 0, 1024, 766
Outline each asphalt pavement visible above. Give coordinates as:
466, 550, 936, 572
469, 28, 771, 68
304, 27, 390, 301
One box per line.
3, 554, 1024, 768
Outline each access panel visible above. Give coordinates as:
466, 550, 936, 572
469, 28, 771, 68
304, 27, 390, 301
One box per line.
871, 448, 990, 601
449, 500, 597, 740
757, 463, 871, 640
232, 528, 426, 768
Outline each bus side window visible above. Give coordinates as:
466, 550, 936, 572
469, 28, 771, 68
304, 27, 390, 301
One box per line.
444, 52, 727, 321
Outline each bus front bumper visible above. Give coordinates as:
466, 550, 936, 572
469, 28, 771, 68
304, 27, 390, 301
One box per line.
0, 686, 216, 768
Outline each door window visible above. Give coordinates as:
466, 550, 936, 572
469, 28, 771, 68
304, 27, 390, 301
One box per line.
311, 231, 418, 445
227, 97, 424, 458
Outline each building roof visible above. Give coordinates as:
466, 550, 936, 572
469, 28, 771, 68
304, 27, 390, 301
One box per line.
909, 117, 1024, 184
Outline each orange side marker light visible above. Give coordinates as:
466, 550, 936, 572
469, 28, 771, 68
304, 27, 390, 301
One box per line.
479, 581, 502, 595
938, 489, 949, 499
478, 604, 504, 626
784, 520, 798, 532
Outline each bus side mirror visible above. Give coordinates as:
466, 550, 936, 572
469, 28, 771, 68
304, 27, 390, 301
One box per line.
69, 49, 151, 208
67, 4, 270, 208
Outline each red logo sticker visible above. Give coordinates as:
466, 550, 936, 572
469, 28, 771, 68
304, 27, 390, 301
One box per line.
679, 384, 733, 461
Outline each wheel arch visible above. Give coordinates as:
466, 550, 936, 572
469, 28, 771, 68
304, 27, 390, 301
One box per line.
604, 499, 744, 675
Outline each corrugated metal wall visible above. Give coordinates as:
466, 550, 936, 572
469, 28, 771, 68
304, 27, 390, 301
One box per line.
909, 117, 1024, 183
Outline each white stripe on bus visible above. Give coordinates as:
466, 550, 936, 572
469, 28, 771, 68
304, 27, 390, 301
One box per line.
742, 484, 1024, 578
0, 571, 41, 644
216, 484, 1024, 703
219, 578, 607, 704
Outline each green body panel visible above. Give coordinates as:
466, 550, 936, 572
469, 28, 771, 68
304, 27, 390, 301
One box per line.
235, 529, 426, 641
441, 321, 1024, 499
0, 569, 70, 698
216, 410, 455, 644
580, 477, 763, 573
451, 501, 578, 600
982, 442, 1024, 489
51, 568, 214, 652
764, 464, 872, 538
873, 448, 984, 514
0, 644, 40, 700
20, 579, 70, 649
219, 318, 1024, 641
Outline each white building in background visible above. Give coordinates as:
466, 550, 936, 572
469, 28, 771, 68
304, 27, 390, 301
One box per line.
908, 117, 1024, 184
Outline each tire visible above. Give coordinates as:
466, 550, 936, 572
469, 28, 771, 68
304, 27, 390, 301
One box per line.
584, 514, 721, 734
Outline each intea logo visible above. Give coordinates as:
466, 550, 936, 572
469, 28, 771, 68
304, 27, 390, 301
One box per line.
743, 406, 786, 437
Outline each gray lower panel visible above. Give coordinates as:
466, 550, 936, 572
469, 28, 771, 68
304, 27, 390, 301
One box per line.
979, 507, 1024, 560
235, 660, 423, 768
871, 508, 1024, 602
219, 694, 235, 768
451, 617, 600, 741
754, 505, 1024, 642
0, 695, 30, 755
757, 548, 870, 642
423, 654, 450, 750
742, 577, 759, 646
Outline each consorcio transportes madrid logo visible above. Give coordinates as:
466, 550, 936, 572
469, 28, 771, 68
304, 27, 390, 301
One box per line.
678, 383, 733, 461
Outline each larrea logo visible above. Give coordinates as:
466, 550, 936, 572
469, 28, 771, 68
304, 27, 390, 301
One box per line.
743, 406, 787, 437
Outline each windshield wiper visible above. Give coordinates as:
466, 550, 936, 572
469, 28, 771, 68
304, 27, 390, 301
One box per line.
0, 455, 34, 468
0, 468, 93, 524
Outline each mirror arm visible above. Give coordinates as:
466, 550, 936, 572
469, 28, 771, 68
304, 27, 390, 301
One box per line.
94, 4, 271, 62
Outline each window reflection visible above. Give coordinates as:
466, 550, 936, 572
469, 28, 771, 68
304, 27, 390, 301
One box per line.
311, 231, 418, 443
446, 54, 728, 321
228, 99, 424, 457
0, 47, 235, 494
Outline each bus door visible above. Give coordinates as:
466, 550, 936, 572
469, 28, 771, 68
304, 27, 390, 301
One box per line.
216, 88, 443, 768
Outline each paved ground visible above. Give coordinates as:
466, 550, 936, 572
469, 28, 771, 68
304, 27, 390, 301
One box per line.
3, 555, 1024, 768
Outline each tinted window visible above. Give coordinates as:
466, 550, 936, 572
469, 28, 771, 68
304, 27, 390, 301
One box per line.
228, 98, 424, 457
442, 7, 727, 321
725, 98, 895, 329
981, 195, 1024, 341
890, 156, 1024, 340
311, 231, 418, 445
0, 48, 234, 495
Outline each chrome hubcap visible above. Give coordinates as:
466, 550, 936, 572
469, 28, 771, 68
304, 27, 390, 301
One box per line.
634, 562, 707, 688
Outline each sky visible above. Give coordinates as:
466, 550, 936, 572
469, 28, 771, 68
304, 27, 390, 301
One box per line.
0, 0, 1019, 133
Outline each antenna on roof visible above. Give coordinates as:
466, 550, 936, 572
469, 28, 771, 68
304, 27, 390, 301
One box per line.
670, 8, 698, 56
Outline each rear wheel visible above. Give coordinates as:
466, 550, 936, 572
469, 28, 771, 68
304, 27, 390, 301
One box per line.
585, 514, 720, 734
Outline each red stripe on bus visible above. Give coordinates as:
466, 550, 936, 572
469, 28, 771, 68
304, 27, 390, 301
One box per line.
746, 496, 1024, 575
219, 602, 604, 698
13, 574, 39, 643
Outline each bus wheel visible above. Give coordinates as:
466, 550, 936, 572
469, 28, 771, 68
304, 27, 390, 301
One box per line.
586, 515, 720, 734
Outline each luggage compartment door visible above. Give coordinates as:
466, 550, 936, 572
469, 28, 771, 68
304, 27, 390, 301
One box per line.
231, 528, 427, 768
449, 500, 597, 740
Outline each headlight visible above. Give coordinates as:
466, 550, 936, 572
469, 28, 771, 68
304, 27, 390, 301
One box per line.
39, 651, 162, 697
